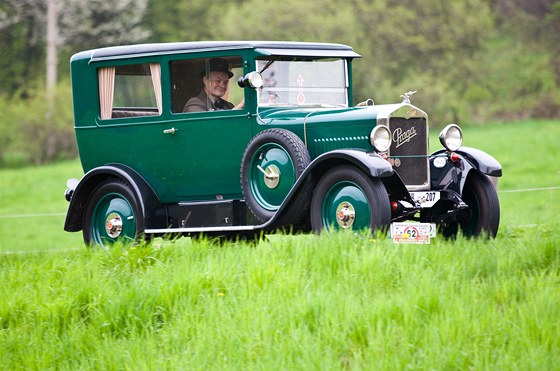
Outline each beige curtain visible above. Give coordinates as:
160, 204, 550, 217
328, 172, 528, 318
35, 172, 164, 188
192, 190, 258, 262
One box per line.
150, 63, 162, 114
98, 67, 115, 120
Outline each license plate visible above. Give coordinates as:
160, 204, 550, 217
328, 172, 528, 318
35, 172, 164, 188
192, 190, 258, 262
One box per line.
410, 191, 440, 208
390, 222, 436, 244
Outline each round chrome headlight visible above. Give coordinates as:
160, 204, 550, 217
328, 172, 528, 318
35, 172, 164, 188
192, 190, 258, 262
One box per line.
370, 125, 392, 152
439, 124, 463, 151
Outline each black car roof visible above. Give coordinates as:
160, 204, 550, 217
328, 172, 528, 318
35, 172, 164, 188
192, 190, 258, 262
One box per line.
79, 41, 361, 62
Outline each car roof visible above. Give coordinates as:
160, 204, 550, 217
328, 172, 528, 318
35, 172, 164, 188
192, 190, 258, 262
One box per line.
72, 41, 361, 63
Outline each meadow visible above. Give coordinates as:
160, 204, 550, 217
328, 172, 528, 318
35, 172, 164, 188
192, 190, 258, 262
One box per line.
0, 120, 558, 369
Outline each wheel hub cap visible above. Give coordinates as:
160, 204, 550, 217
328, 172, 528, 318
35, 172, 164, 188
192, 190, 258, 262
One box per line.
263, 164, 280, 189
105, 213, 123, 238
336, 202, 356, 228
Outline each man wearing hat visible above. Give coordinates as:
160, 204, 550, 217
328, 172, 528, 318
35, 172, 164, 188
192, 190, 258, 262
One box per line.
183, 58, 242, 112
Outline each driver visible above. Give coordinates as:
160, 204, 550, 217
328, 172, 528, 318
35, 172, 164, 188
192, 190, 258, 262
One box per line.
183, 58, 243, 112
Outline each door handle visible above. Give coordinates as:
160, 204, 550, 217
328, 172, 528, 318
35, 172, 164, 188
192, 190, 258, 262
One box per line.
163, 127, 177, 135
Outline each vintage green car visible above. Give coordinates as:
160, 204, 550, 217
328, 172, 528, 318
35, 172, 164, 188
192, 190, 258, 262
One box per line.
64, 41, 502, 246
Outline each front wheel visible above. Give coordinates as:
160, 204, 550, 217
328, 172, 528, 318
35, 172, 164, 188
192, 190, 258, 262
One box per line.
458, 173, 500, 237
83, 180, 146, 248
310, 165, 391, 233
431, 173, 500, 238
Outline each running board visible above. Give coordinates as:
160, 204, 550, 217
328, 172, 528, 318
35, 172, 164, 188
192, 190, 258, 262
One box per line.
144, 224, 263, 234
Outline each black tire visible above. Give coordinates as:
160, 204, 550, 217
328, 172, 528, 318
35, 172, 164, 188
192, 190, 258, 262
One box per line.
241, 128, 311, 224
432, 172, 500, 238
458, 172, 500, 237
83, 179, 146, 248
310, 165, 391, 233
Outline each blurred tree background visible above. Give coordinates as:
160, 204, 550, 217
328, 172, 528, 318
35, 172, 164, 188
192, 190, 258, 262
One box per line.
0, 0, 558, 167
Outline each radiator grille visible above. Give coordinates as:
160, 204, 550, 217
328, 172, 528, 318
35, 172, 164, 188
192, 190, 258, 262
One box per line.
389, 117, 429, 188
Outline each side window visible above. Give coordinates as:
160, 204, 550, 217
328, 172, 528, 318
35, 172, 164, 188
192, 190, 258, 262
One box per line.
170, 56, 244, 113
98, 63, 162, 120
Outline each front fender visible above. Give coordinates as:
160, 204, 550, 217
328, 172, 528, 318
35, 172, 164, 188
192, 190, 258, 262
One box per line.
430, 147, 502, 194
458, 147, 502, 177
433, 147, 502, 177
64, 164, 165, 232
308, 149, 394, 178
266, 149, 396, 227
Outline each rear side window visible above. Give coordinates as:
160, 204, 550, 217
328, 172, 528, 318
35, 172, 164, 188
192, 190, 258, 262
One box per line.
98, 63, 162, 120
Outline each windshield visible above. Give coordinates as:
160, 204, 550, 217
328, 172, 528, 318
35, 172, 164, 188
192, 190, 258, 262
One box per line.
256, 58, 348, 108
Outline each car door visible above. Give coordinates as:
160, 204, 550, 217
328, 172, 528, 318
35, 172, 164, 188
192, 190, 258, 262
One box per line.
151, 55, 252, 202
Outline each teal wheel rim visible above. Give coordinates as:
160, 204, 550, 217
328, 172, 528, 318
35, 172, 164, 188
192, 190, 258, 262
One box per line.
91, 192, 136, 247
321, 181, 371, 230
248, 143, 295, 211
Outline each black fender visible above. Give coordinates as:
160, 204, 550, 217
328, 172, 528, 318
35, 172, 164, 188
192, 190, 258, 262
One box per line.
64, 164, 166, 232
433, 147, 502, 177
306, 149, 394, 178
457, 147, 502, 177
266, 149, 397, 227
430, 146, 502, 194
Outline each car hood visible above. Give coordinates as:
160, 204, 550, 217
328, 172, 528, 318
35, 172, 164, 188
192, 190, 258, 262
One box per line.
256, 103, 428, 158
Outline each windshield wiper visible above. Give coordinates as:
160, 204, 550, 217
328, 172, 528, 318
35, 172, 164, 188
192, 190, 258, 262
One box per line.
259, 59, 275, 74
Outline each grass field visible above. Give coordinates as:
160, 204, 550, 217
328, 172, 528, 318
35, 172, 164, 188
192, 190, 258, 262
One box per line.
0, 120, 559, 369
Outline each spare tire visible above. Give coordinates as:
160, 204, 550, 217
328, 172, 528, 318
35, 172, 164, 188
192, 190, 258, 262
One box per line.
241, 128, 311, 224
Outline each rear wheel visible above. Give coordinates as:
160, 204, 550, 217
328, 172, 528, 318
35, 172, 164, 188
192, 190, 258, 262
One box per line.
310, 165, 391, 233
83, 180, 146, 248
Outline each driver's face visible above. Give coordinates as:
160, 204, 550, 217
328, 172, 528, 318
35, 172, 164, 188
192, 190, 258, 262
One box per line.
204, 71, 230, 99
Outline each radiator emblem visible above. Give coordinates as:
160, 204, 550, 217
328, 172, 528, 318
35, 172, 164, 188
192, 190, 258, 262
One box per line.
393, 126, 417, 149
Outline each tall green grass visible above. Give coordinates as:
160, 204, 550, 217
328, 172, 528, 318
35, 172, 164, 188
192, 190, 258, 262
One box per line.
0, 160, 83, 252
1, 229, 558, 369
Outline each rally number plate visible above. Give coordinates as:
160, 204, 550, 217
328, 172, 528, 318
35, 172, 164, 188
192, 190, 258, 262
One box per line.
390, 222, 436, 244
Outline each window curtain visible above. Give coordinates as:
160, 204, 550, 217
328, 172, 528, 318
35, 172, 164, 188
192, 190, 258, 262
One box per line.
150, 63, 162, 114
98, 67, 115, 120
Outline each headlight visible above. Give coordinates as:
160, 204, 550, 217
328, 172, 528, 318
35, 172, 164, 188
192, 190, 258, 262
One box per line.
439, 124, 463, 151
370, 125, 392, 152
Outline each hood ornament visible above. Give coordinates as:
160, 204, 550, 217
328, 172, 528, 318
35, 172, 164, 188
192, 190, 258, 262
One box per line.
400, 90, 417, 104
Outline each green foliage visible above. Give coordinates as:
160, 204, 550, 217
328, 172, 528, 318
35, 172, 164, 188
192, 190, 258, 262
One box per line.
1, 0, 560, 167
58, 0, 151, 49
0, 1, 46, 96
145, 0, 226, 42
0, 81, 76, 167
460, 36, 560, 121
217, 0, 356, 44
